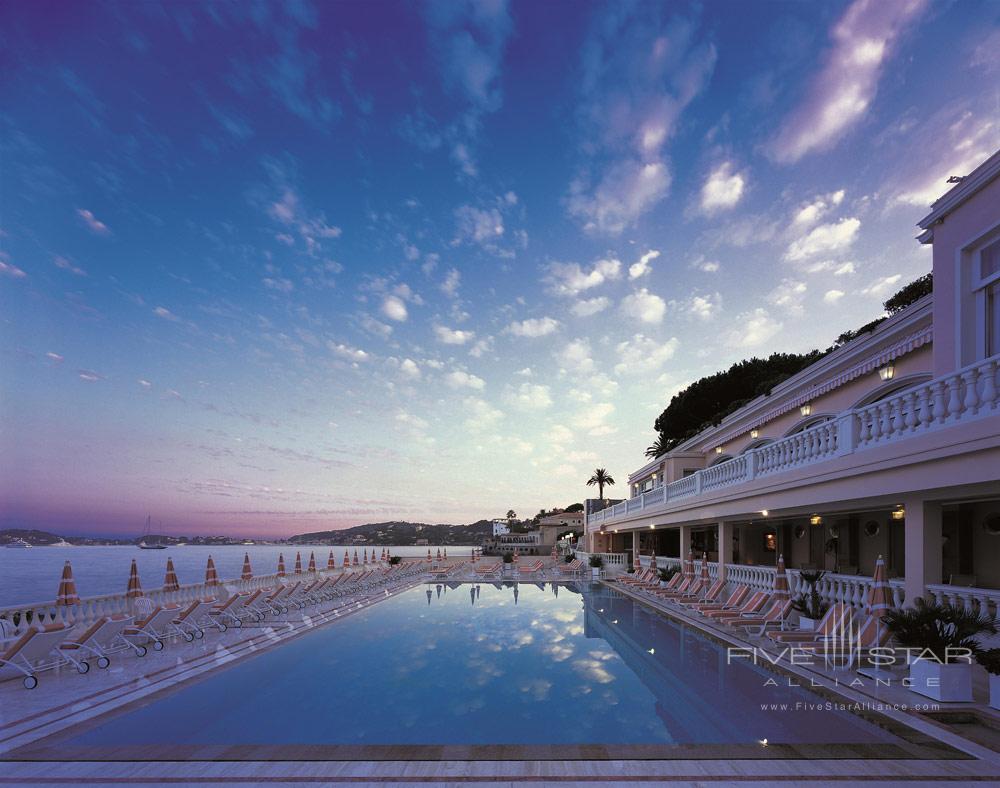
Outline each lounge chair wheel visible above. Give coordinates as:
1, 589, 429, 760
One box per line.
98, 656, 111, 669
183, 632, 194, 642
77, 660, 90, 674
152, 640, 164, 651
234, 619, 243, 628
23, 675, 37, 690
194, 629, 204, 639
218, 623, 227, 632
136, 645, 148, 657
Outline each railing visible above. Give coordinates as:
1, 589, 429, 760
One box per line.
926, 583, 1000, 625
588, 353, 1000, 528
0, 565, 383, 636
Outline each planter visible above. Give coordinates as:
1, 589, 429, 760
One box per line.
990, 674, 1000, 711
591, 568, 601, 580
659, 580, 669, 588
798, 616, 817, 632
908, 660, 973, 702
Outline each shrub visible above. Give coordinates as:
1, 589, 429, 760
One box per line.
658, 567, 678, 582
388, 555, 402, 565
883, 597, 996, 660
501, 551, 514, 564
588, 554, 603, 568
977, 648, 1000, 675
791, 570, 829, 620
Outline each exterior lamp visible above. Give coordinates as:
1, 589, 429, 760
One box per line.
878, 363, 895, 381
649, 524, 656, 529
891, 507, 905, 521
715, 446, 723, 454
800, 404, 812, 417
810, 514, 822, 526
750, 429, 759, 439
760, 509, 769, 517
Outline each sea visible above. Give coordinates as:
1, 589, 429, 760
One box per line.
0, 544, 467, 607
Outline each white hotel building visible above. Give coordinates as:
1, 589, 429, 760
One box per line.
585, 149, 1000, 619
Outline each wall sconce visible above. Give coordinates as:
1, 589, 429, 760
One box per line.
750, 429, 759, 439
891, 507, 905, 521
810, 514, 822, 526
800, 404, 812, 417
649, 524, 656, 529
878, 363, 895, 381
760, 509, 769, 517
715, 446, 723, 454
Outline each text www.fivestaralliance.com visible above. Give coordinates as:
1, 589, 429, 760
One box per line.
760, 701, 939, 712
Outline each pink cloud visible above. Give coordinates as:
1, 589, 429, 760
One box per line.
77, 208, 110, 235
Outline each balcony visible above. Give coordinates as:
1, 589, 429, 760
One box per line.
589, 353, 1000, 529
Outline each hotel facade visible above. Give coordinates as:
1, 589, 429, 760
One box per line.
585, 150, 1000, 621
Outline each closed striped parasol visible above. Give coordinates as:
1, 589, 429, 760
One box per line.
277, 553, 286, 577
700, 553, 709, 583
443, 547, 447, 560
205, 555, 219, 587
427, 549, 432, 562
772, 554, 790, 603
363, 549, 369, 565
327, 551, 335, 570
241, 553, 253, 580
866, 554, 892, 620
56, 561, 79, 606
684, 549, 695, 579
513, 548, 519, 563
294, 552, 302, 574
126, 558, 144, 599
551, 546, 557, 559
163, 557, 180, 592
436, 548, 441, 561
344, 549, 350, 568
308, 552, 316, 573
635, 552, 641, 571
353, 549, 359, 566
381, 548, 387, 561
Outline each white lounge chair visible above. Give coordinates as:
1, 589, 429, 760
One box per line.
0, 624, 72, 688
58, 614, 138, 670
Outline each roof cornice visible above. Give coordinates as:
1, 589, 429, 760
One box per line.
917, 149, 1000, 243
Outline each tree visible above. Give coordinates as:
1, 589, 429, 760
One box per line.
645, 433, 670, 459
506, 509, 517, 523
564, 502, 584, 513
586, 468, 615, 499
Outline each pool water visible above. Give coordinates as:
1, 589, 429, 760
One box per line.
64, 582, 903, 747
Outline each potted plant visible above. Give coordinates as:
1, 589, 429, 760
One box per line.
658, 567, 678, 588
791, 570, 828, 631
883, 597, 997, 702
502, 551, 514, 573
588, 554, 603, 579
976, 648, 1000, 711
388, 555, 402, 566
564, 553, 576, 564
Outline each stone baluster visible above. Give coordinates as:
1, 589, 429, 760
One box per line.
916, 386, 932, 431
962, 368, 980, 416
932, 380, 947, 424
981, 358, 998, 411
946, 374, 963, 422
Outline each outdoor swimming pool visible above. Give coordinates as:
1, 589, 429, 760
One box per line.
42, 582, 917, 756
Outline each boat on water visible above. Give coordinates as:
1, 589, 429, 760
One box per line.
138, 515, 168, 550
4, 537, 31, 549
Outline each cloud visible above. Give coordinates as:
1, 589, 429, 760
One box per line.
784, 218, 860, 261
263, 276, 294, 293
137, 378, 152, 388
0, 256, 27, 279
507, 317, 559, 338
693, 256, 720, 273
767, 279, 807, 316
399, 358, 421, 380
558, 338, 595, 374
503, 383, 553, 411
76, 208, 110, 235
823, 289, 845, 304
360, 314, 393, 339
620, 288, 666, 324
45, 352, 64, 364
792, 190, 845, 227
860, 274, 902, 299
434, 324, 475, 345
769, 0, 928, 163
699, 161, 746, 214
463, 397, 503, 431
572, 402, 616, 435
381, 294, 408, 322
545, 258, 621, 297
453, 205, 504, 247
685, 292, 721, 320
153, 306, 180, 322
441, 268, 461, 297
628, 249, 660, 280
570, 297, 611, 317
53, 255, 86, 276
77, 369, 104, 382
725, 308, 783, 348
328, 342, 370, 362
469, 336, 494, 358
613, 334, 679, 375
263, 179, 341, 255
446, 370, 485, 390
566, 7, 716, 233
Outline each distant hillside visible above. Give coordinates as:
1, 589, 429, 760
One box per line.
289, 520, 494, 546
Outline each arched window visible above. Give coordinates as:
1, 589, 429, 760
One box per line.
709, 453, 733, 466
851, 374, 932, 409
740, 438, 774, 454
783, 414, 835, 437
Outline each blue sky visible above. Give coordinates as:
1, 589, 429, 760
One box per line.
1, 0, 997, 536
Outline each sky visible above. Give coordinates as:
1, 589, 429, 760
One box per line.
1, 0, 998, 538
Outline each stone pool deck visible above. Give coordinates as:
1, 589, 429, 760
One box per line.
2, 566, 999, 786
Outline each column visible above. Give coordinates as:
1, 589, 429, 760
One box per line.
679, 524, 692, 562
717, 522, 733, 583
903, 497, 942, 607
632, 530, 640, 568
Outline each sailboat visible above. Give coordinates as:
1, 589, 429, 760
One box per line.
138, 515, 167, 549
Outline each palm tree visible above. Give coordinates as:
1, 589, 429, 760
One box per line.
506, 509, 517, 523
645, 433, 670, 459
586, 468, 615, 500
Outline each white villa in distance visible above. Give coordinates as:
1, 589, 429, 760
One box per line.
585, 149, 1000, 619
